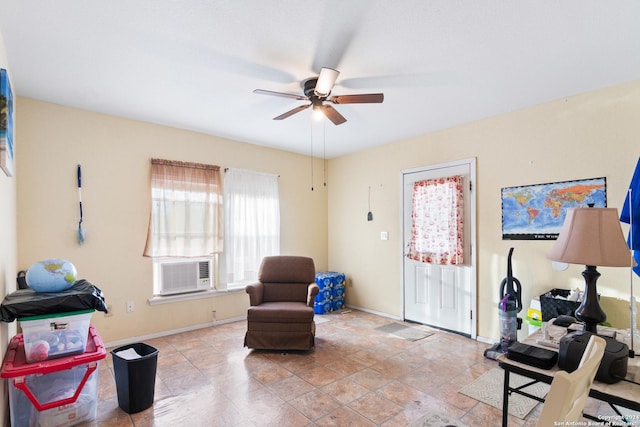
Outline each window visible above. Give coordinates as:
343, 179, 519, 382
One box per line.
143, 158, 223, 258
221, 168, 280, 288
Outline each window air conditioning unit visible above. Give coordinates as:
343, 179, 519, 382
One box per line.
155, 258, 211, 295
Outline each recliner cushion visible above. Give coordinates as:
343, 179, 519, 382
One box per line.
247, 301, 314, 323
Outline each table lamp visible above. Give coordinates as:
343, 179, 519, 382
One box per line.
547, 207, 631, 333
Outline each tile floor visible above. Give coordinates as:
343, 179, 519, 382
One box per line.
83, 309, 622, 426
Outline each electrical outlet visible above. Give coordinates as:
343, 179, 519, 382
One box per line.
126, 301, 135, 313
212, 310, 216, 322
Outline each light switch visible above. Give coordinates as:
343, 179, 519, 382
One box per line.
380, 231, 389, 241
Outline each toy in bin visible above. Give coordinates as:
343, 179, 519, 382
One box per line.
19, 309, 93, 364
27, 329, 84, 362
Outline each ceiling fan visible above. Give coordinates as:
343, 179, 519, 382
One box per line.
254, 67, 384, 125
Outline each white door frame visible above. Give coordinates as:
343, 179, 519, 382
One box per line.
400, 157, 477, 339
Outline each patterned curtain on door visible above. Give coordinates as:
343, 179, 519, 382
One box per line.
408, 175, 464, 265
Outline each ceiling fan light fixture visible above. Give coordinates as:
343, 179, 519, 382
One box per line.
312, 107, 325, 121
314, 67, 340, 98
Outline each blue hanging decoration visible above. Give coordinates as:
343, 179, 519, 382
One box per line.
77, 164, 86, 245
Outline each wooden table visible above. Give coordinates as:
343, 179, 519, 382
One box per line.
497, 330, 640, 426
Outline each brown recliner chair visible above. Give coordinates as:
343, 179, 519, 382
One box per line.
244, 256, 319, 350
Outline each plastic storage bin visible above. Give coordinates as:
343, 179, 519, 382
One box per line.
540, 289, 581, 321
19, 309, 94, 363
1, 326, 105, 427
111, 342, 159, 413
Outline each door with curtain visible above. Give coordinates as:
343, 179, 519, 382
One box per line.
402, 159, 476, 337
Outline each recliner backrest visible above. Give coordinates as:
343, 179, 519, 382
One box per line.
259, 256, 316, 283
258, 256, 316, 303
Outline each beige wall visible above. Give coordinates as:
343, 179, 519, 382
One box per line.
0, 29, 16, 426
328, 80, 640, 341
15, 98, 328, 343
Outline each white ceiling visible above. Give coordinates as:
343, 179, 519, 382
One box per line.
1, 1, 639, 158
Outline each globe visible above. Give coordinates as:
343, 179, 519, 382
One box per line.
25, 259, 77, 292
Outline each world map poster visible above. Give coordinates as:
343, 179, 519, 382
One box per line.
501, 177, 606, 240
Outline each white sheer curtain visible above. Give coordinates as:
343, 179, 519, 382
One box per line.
143, 159, 223, 258
222, 168, 280, 287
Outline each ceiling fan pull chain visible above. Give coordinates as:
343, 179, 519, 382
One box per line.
323, 120, 327, 187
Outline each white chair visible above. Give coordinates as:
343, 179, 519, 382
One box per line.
536, 334, 606, 426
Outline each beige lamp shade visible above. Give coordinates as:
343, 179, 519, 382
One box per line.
547, 208, 631, 267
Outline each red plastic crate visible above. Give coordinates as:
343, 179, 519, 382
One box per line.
1, 325, 105, 411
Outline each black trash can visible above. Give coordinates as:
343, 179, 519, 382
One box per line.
111, 342, 159, 413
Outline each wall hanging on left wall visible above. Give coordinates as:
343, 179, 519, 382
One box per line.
0, 68, 14, 177
77, 164, 86, 245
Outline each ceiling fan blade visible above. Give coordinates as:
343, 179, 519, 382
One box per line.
254, 89, 308, 101
339, 72, 460, 89
328, 93, 384, 104
314, 67, 340, 97
273, 104, 311, 120
311, 0, 367, 72
321, 105, 347, 125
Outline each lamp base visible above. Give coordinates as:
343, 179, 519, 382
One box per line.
575, 265, 606, 333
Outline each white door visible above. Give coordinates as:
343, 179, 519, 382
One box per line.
402, 158, 476, 338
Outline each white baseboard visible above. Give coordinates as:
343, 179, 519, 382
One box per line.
345, 304, 402, 321
103, 315, 247, 348
103, 308, 494, 348
476, 335, 496, 344
349, 305, 495, 345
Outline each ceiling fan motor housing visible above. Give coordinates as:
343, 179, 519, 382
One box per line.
303, 78, 325, 110
303, 78, 324, 99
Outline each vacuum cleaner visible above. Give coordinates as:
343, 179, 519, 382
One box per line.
485, 248, 524, 360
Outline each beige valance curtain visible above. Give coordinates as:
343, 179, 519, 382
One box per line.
143, 159, 223, 257
408, 175, 464, 265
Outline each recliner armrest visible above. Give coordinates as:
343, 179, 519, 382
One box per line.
246, 282, 265, 306
306, 283, 320, 308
